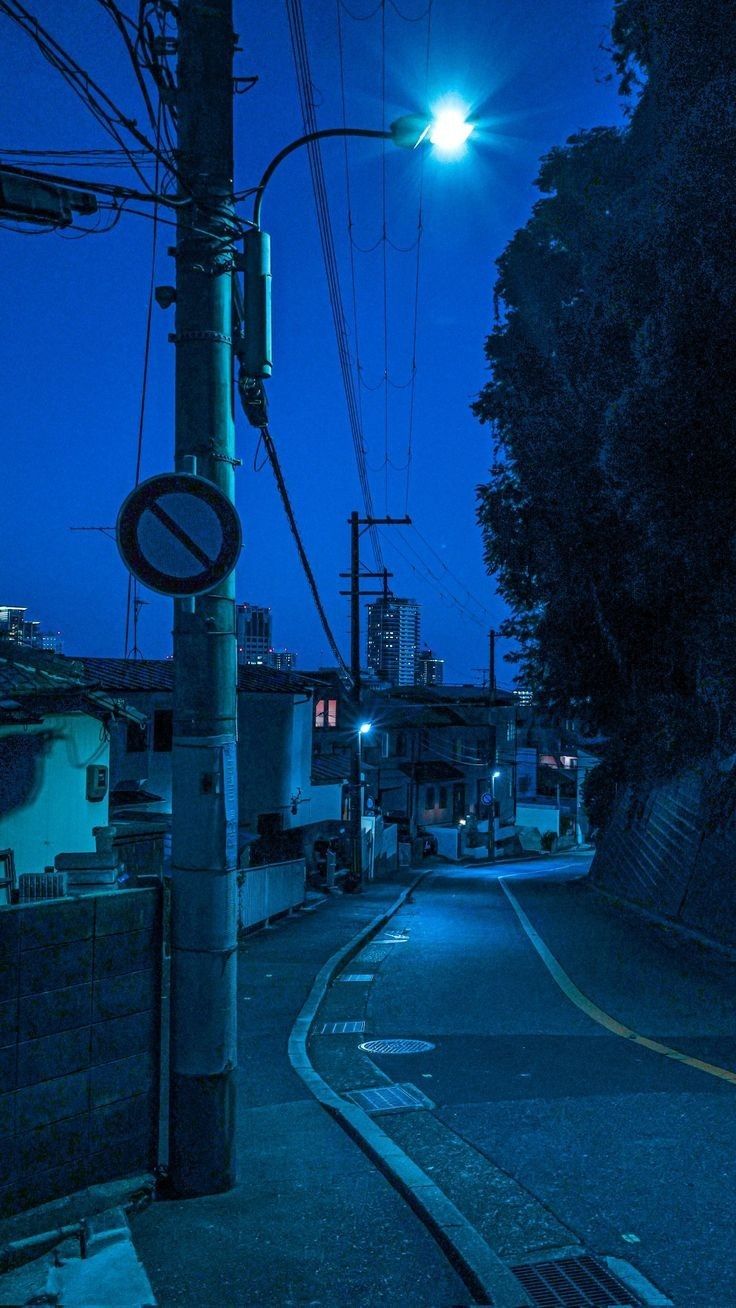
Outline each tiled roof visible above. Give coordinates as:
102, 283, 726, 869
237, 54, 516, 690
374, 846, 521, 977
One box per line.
78, 657, 319, 696
312, 754, 349, 783
0, 648, 143, 725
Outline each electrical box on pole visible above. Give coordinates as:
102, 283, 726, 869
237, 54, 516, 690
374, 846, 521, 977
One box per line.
0, 170, 97, 227
240, 229, 272, 378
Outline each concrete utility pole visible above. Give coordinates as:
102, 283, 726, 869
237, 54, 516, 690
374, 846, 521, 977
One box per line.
169, 0, 238, 1195
340, 513, 409, 890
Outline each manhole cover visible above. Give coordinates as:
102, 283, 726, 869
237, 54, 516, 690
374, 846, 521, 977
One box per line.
511, 1255, 644, 1307
359, 1038, 435, 1054
345, 1082, 434, 1113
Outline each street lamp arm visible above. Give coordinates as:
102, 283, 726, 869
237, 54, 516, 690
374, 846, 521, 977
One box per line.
253, 126, 391, 227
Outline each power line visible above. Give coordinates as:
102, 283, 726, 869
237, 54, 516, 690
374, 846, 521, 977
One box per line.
286, 0, 384, 572
124, 102, 162, 659
0, 0, 177, 194
258, 423, 351, 683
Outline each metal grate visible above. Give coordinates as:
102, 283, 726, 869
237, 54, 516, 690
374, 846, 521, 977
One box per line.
359, 1038, 435, 1054
354, 946, 389, 964
345, 1082, 434, 1113
510, 1255, 644, 1307
18, 872, 68, 902
339, 973, 375, 983
321, 1021, 366, 1034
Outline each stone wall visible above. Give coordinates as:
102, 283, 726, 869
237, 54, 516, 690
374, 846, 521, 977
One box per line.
0, 887, 162, 1217
591, 771, 736, 950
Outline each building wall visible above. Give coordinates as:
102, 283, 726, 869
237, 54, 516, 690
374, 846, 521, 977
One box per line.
0, 714, 109, 876
0, 887, 162, 1218
111, 690, 173, 812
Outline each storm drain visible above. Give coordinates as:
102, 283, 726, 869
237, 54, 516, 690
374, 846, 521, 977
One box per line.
338, 973, 375, 983
510, 1255, 644, 1307
321, 1021, 366, 1034
359, 1038, 435, 1055
345, 1082, 434, 1113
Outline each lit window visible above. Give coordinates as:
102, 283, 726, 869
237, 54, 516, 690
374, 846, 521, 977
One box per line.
314, 699, 325, 728
327, 698, 338, 728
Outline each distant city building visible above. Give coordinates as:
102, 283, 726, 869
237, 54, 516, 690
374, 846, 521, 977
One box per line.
0, 605, 62, 652
513, 686, 534, 707
415, 648, 444, 687
270, 649, 297, 671
366, 597, 420, 687
236, 603, 272, 666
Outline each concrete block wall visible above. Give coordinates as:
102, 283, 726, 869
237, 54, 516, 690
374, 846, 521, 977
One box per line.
592, 771, 736, 950
0, 888, 162, 1218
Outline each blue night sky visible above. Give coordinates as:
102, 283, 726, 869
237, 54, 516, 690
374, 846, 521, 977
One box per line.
0, 1, 624, 683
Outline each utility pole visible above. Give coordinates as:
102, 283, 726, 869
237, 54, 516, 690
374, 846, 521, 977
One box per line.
340, 513, 410, 890
169, 0, 238, 1196
489, 627, 496, 699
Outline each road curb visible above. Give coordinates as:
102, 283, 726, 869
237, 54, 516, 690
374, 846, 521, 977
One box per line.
287, 871, 532, 1308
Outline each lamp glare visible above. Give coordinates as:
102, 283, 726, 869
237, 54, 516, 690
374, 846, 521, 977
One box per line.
428, 108, 473, 155
359, 721, 373, 735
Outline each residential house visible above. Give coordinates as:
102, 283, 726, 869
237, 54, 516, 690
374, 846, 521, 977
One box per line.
0, 649, 140, 882
79, 658, 344, 868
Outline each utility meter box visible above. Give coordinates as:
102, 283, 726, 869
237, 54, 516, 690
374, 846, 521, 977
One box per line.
86, 764, 109, 802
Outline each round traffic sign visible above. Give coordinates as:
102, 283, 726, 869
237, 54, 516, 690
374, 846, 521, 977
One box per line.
116, 472, 242, 597
480, 790, 493, 806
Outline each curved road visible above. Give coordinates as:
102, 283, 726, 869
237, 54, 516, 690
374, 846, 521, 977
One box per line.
328, 856, 736, 1306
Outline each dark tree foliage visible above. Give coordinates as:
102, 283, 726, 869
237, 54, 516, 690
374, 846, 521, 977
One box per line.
475, 0, 736, 801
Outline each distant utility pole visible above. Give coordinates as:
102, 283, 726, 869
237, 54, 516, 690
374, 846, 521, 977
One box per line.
169, 0, 238, 1196
340, 513, 410, 890
489, 627, 496, 700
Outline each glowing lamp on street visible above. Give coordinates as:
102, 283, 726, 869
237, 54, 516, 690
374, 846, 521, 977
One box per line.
428, 107, 474, 155
359, 721, 373, 735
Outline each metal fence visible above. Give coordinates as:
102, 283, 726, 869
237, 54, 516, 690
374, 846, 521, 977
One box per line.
237, 858, 306, 934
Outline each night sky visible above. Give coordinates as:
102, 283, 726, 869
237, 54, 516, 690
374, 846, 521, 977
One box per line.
0, 1, 624, 682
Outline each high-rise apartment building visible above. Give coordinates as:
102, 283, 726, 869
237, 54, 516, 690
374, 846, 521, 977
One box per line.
366, 597, 420, 686
270, 649, 297, 671
236, 604, 272, 665
0, 606, 63, 653
415, 648, 444, 687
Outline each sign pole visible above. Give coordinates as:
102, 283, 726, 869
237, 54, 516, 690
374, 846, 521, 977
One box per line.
169, 0, 238, 1196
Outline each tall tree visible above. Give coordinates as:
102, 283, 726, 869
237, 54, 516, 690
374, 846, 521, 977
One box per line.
475, 0, 736, 801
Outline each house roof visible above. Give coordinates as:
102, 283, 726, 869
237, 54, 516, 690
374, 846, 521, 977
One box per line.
312, 754, 349, 784
398, 760, 464, 783
77, 657, 320, 697
0, 648, 144, 726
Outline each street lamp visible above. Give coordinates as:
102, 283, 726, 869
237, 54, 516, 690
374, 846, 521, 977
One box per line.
487, 769, 501, 861
346, 720, 373, 893
238, 109, 475, 385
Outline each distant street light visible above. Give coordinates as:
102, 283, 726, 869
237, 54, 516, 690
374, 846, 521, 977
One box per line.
488, 769, 501, 861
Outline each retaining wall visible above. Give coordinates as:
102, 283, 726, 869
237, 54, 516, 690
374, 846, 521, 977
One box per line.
591, 771, 736, 950
0, 887, 162, 1217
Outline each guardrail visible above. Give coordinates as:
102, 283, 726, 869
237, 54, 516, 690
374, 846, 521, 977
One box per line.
237, 858, 306, 934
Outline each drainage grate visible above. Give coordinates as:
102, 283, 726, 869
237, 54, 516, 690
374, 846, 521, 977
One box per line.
345, 1082, 434, 1113
510, 1255, 644, 1307
321, 1021, 366, 1034
338, 973, 375, 983
359, 1038, 435, 1055
355, 946, 389, 964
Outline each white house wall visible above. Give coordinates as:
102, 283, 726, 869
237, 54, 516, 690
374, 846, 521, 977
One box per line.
0, 713, 110, 875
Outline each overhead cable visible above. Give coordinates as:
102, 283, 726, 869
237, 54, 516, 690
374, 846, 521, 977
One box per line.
286, 0, 384, 572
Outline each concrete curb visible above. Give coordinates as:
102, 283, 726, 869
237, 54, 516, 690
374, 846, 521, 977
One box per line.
287, 871, 532, 1308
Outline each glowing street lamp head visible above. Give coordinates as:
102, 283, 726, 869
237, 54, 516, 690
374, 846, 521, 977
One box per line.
492, 770, 501, 780
428, 106, 474, 157
359, 721, 373, 735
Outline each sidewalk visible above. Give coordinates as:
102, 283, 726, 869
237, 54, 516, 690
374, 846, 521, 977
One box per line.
129, 871, 471, 1307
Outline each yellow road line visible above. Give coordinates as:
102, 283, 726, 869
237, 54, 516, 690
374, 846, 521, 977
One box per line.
499, 878, 736, 1087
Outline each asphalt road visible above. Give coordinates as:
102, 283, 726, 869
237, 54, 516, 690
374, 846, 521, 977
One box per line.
357, 856, 736, 1307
